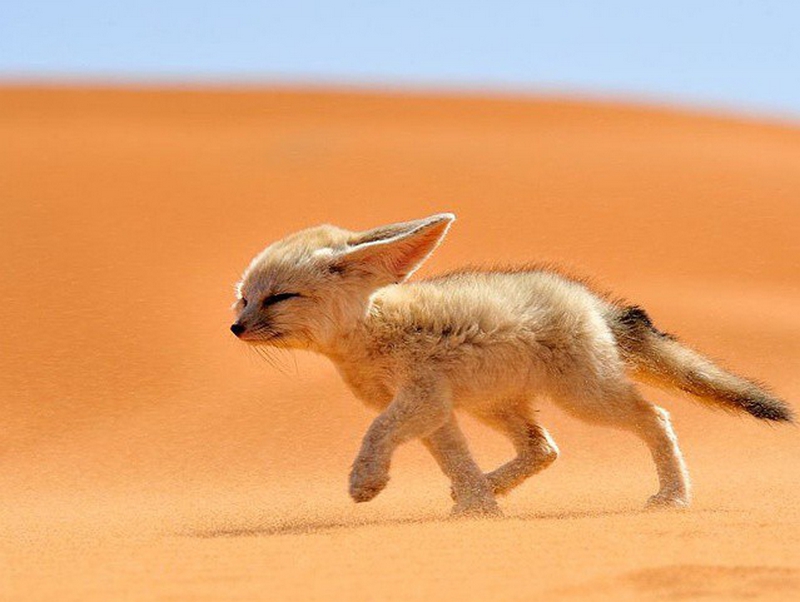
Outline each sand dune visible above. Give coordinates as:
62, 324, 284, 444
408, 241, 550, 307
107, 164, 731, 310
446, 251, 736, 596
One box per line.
1, 86, 798, 601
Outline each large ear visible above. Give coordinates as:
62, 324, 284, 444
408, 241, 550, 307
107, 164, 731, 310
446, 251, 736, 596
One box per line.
338, 213, 455, 283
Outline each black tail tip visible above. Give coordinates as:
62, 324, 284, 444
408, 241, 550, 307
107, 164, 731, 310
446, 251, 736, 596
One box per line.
745, 398, 794, 423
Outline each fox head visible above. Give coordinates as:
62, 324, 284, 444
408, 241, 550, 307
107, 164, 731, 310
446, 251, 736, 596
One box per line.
231, 213, 454, 350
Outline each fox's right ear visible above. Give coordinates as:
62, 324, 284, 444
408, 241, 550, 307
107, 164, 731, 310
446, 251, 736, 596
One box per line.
336, 213, 455, 283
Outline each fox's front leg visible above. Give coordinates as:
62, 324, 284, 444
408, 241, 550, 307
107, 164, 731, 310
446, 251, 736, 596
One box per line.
349, 377, 450, 503
423, 419, 500, 516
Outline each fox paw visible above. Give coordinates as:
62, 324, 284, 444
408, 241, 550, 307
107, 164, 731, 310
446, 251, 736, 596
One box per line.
349, 463, 389, 503
645, 492, 690, 509
450, 498, 502, 518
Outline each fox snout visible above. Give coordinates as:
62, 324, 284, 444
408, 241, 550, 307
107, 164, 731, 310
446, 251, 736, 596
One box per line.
230, 322, 246, 337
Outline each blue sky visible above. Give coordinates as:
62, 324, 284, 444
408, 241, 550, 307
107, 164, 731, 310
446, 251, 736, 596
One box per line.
2, 1, 799, 118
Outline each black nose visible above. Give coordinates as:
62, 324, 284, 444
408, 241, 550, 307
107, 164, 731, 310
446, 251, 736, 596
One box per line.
230, 323, 246, 337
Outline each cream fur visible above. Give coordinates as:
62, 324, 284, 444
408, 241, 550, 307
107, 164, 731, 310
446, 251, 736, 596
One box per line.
232, 213, 789, 516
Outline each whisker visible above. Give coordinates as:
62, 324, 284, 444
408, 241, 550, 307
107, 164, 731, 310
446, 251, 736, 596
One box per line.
254, 343, 288, 375
259, 350, 281, 373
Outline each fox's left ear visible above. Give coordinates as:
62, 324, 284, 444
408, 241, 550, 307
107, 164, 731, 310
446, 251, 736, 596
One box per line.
339, 213, 455, 283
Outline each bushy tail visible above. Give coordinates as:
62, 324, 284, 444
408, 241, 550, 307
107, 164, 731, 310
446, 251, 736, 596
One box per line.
609, 305, 793, 423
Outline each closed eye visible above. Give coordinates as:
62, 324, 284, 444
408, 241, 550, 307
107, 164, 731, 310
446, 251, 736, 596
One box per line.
262, 292, 301, 307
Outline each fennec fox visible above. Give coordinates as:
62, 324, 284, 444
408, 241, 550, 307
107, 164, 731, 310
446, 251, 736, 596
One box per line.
231, 214, 792, 516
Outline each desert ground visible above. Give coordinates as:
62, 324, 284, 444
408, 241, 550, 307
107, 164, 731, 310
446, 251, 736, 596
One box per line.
1, 86, 798, 601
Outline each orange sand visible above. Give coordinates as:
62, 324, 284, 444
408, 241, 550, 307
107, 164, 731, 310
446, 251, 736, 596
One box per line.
1, 86, 798, 601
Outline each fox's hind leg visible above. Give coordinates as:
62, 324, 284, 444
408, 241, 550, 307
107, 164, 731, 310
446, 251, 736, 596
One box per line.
423, 418, 500, 516
554, 383, 690, 508
475, 404, 559, 496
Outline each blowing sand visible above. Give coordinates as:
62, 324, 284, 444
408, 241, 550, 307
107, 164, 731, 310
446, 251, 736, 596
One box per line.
1, 86, 798, 601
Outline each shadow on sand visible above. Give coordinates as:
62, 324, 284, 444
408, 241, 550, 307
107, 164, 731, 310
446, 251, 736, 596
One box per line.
183, 506, 737, 539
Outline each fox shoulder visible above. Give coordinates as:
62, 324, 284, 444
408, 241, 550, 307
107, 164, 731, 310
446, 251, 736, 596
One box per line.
366, 274, 535, 345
